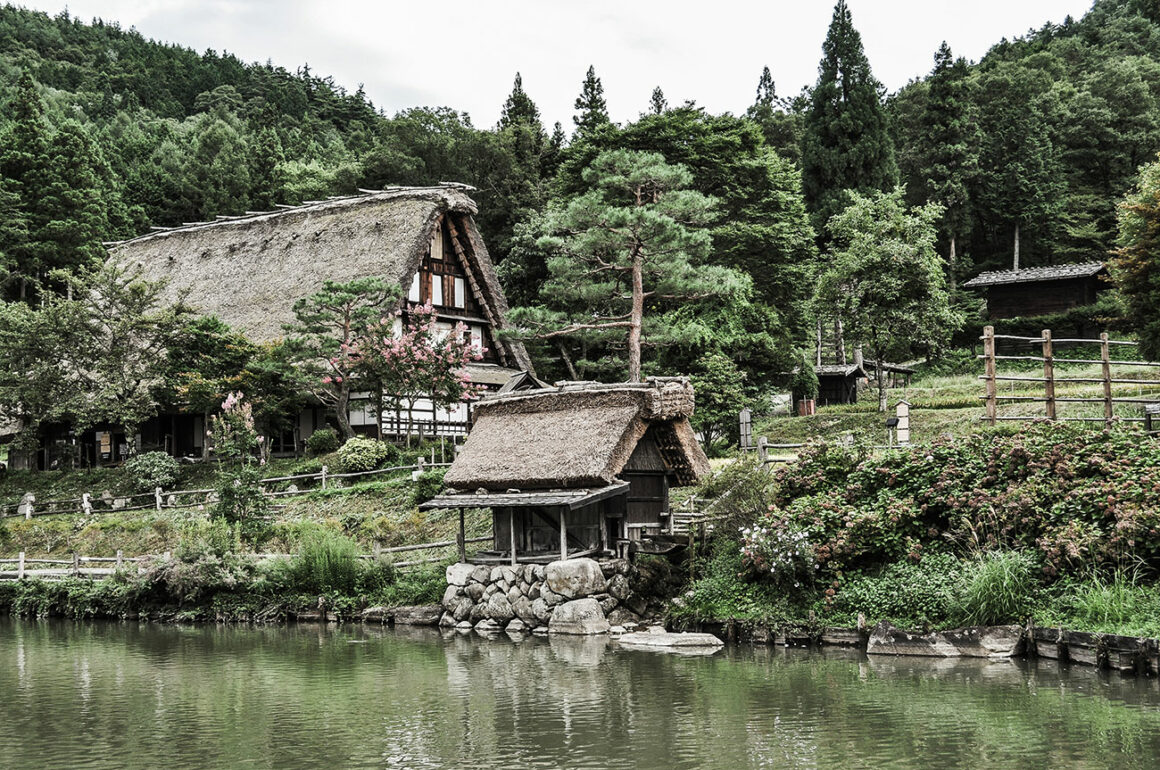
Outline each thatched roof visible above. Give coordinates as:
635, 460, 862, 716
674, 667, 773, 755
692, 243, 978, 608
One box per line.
443, 378, 710, 491
962, 262, 1106, 288
107, 185, 531, 369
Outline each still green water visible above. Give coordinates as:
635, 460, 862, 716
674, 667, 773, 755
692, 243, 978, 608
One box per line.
1, 618, 1159, 769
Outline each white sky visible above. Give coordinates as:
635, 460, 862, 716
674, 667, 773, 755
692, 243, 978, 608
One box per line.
23, 0, 1095, 128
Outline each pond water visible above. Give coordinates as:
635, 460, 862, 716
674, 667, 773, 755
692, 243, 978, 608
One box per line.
2, 618, 1160, 769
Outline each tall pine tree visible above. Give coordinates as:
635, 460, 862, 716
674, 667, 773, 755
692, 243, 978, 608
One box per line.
801, 1, 897, 230
648, 87, 668, 115
499, 72, 543, 131
917, 42, 979, 285
0, 72, 50, 297
573, 65, 610, 139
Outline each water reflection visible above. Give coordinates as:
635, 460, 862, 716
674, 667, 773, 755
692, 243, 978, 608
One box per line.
1, 618, 1159, 769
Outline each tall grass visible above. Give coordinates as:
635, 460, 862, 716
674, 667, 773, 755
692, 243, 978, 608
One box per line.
290, 525, 362, 594
954, 550, 1039, 626
1043, 570, 1160, 637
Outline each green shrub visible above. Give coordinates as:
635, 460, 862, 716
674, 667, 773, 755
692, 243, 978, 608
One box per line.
305, 428, 340, 456
953, 550, 1040, 626
1038, 570, 1160, 637
832, 553, 962, 628
334, 437, 396, 473
213, 466, 269, 525
290, 524, 362, 594
412, 468, 447, 506
124, 451, 181, 492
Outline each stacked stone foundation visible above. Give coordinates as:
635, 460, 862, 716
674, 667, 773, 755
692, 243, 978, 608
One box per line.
440, 557, 646, 635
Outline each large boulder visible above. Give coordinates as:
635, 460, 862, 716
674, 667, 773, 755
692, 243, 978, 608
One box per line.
441, 585, 461, 609
546, 558, 607, 599
450, 597, 474, 622
487, 593, 516, 622
446, 563, 475, 587
393, 605, 444, 626
607, 574, 631, 601
548, 598, 610, 635
512, 596, 537, 625
466, 583, 485, 602
531, 597, 553, 624
470, 565, 492, 584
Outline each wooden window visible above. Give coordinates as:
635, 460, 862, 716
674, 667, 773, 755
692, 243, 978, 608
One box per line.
454, 277, 465, 309
430, 229, 444, 260
408, 273, 421, 303
431, 273, 443, 306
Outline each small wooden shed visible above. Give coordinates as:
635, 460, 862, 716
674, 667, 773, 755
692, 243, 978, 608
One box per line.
815, 364, 867, 405
421, 378, 711, 563
962, 262, 1108, 320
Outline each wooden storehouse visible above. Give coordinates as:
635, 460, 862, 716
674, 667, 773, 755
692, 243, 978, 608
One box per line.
962, 262, 1108, 320
420, 378, 711, 564
815, 364, 867, 405
100, 185, 531, 458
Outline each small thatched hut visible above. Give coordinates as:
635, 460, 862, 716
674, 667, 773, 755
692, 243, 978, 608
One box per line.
421, 378, 711, 564
105, 185, 530, 452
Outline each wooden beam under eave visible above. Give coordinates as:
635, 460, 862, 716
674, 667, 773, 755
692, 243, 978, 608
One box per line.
445, 216, 510, 367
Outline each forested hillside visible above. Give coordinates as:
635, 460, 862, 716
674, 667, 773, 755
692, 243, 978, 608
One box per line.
2, 0, 1160, 425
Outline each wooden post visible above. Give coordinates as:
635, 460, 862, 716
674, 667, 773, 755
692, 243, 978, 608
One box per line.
757, 436, 768, 464
17, 552, 24, 580
1101, 332, 1114, 425
509, 508, 517, 567
983, 326, 997, 425
559, 509, 568, 562
321, 465, 328, 490
457, 508, 466, 564
72, 552, 80, 576
116, 550, 123, 570
155, 486, 163, 512
1042, 329, 1056, 420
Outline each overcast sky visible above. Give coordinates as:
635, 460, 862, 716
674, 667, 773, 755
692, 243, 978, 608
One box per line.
21, 0, 1095, 128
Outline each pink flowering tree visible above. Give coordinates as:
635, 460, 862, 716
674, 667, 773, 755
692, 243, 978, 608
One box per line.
353, 302, 484, 445
284, 277, 398, 440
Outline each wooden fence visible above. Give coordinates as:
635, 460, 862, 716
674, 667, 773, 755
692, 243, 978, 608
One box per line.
1, 459, 452, 520
0, 535, 495, 582
980, 326, 1160, 425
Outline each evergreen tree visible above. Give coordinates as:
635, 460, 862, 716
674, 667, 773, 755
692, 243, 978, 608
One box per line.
573, 65, 610, 139
513, 149, 743, 382
38, 122, 115, 275
746, 66, 804, 165
1112, 155, 1160, 359
0, 176, 28, 291
542, 121, 567, 179
0, 72, 50, 296
499, 72, 543, 130
801, 0, 898, 230
917, 42, 980, 284
648, 86, 668, 115
249, 123, 286, 210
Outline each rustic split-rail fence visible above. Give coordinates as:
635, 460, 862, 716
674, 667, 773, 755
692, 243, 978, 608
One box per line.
979, 326, 1160, 425
1, 458, 451, 520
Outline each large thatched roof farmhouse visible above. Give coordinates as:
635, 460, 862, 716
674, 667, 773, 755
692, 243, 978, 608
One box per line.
422, 378, 711, 564
99, 185, 531, 461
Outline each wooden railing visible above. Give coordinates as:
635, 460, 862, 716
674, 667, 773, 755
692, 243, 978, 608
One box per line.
980, 326, 1160, 425
0, 536, 495, 582
1, 460, 452, 520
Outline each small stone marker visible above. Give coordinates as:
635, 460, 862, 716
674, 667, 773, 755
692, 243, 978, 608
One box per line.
895, 400, 911, 444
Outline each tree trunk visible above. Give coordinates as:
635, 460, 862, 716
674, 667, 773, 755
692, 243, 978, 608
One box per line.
1013, 223, 1020, 271
835, 317, 846, 366
876, 356, 888, 413
815, 318, 822, 366
335, 388, 354, 440
627, 249, 644, 383
948, 234, 957, 291
557, 340, 578, 380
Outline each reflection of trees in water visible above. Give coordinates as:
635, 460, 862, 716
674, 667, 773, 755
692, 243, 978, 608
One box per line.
4, 620, 1160, 769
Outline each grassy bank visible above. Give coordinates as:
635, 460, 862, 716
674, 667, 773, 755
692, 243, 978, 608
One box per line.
675, 422, 1160, 638
0, 526, 450, 622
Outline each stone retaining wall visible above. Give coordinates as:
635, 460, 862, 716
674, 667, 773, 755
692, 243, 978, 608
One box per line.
439, 557, 648, 635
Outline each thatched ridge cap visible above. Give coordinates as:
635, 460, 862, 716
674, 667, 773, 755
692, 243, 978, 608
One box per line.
474, 376, 696, 421
109, 185, 477, 249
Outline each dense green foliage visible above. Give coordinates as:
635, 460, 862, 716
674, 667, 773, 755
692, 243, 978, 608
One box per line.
1112, 154, 1160, 358
683, 424, 1160, 633
333, 437, 396, 474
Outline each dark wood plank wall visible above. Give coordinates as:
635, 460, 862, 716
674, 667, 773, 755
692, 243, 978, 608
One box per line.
986, 277, 1104, 320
